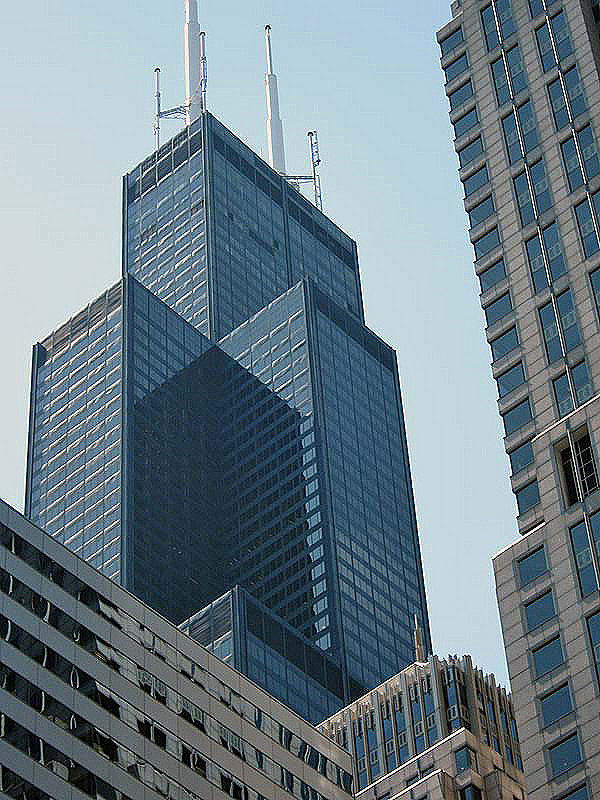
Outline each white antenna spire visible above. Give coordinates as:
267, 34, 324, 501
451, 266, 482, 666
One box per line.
185, 0, 202, 124
265, 25, 286, 173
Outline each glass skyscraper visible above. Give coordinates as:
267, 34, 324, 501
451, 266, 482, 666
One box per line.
26, 109, 430, 713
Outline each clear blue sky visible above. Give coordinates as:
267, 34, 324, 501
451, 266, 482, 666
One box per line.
0, 1, 518, 685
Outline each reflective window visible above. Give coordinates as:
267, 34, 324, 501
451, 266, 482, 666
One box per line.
536, 23, 556, 72
481, 5, 499, 51
445, 53, 469, 83
454, 108, 479, 139
589, 267, 600, 319
557, 290, 581, 352
526, 234, 548, 291
529, 0, 544, 16
575, 198, 599, 257
475, 227, 501, 261
549, 733, 582, 777
464, 164, 489, 196
525, 590, 555, 630
588, 609, 600, 679
570, 521, 597, 597
562, 135, 584, 191
551, 11, 573, 61
459, 136, 484, 168
503, 397, 532, 436
553, 372, 574, 416
492, 58, 511, 106
514, 172, 535, 226
497, 361, 525, 397
455, 745, 478, 773
577, 124, 600, 181
530, 160, 552, 214
449, 80, 474, 111
517, 100, 539, 153
564, 65, 587, 119
502, 112, 523, 164
518, 545, 547, 586
542, 222, 566, 280
485, 291, 511, 325
506, 45, 527, 94
541, 684, 573, 726
479, 258, 505, 292
510, 440, 534, 474
572, 360, 593, 405
548, 78, 569, 130
491, 326, 519, 361
469, 195, 495, 228
533, 636, 563, 676
539, 302, 562, 363
516, 480, 540, 514
557, 787, 588, 800
440, 27, 464, 58
496, 0, 516, 39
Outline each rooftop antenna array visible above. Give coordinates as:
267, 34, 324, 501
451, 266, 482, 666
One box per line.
153, 0, 207, 150
264, 25, 324, 212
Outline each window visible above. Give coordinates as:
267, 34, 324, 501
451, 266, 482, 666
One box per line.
497, 361, 525, 397
553, 372, 573, 416
510, 440, 534, 474
559, 431, 599, 507
533, 636, 564, 677
551, 11, 572, 61
529, 0, 543, 17
449, 80, 474, 111
455, 745, 478, 773
479, 258, 505, 291
575, 198, 599, 257
556, 290, 580, 351
475, 227, 501, 260
525, 590, 555, 630
561, 135, 583, 191
491, 326, 519, 361
469, 195, 495, 228
570, 521, 597, 597
526, 234, 548, 291
459, 136, 484, 168
518, 545, 547, 586
571, 360, 593, 405
440, 27, 464, 58
541, 684, 573, 726
558, 787, 589, 800
530, 160, 552, 214
502, 112, 523, 164
481, 5, 499, 51
506, 45, 527, 94
564, 65, 587, 119
577, 125, 600, 181
445, 53, 469, 83
517, 100, 539, 153
516, 480, 540, 514
496, 0, 516, 39
485, 291, 511, 325
503, 397, 532, 435
549, 733, 582, 777
542, 222, 565, 280
590, 267, 600, 319
460, 788, 482, 800
492, 57, 511, 106
548, 78, 569, 130
514, 172, 535, 226
464, 164, 489, 196
454, 108, 479, 139
536, 23, 555, 72
588, 608, 600, 677
539, 302, 562, 363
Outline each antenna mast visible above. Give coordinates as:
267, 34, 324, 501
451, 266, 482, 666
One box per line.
308, 131, 323, 212
265, 25, 286, 173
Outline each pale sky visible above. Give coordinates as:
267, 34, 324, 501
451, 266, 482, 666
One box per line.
0, 1, 517, 685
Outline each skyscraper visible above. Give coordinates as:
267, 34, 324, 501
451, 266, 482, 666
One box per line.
438, 1, 600, 797
24, 4, 430, 720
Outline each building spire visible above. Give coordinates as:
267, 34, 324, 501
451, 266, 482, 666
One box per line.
264, 25, 286, 173
184, 0, 202, 124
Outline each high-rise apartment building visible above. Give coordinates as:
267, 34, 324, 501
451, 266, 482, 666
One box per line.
438, 1, 600, 797
25, 93, 431, 710
317, 653, 525, 800
0, 496, 354, 800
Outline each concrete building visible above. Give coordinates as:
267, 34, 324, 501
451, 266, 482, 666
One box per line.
0, 495, 353, 799
437, 1, 600, 798
317, 654, 525, 800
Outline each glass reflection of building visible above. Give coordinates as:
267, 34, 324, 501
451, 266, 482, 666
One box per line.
26, 108, 431, 715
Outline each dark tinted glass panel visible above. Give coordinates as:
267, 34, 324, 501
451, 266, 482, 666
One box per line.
578, 125, 600, 180
548, 79, 569, 130
526, 234, 548, 291
536, 23, 555, 71
549, 733, 582, 777
530, 160, 552, 214
496, 0, 515, 39
510, 441, 534, 474
564, 66, 587, 119
459, 137, 484, 168
506, 45, 527, 94
445, 53, 469, 83
559, 788, 588, 800
542, 222, 565, 280
551, 12, 573, 62
491, 326, 519, 361
492, 58, 511, 105
502, 112, 523, 164
553, 373, 573, 416
517, 101, 539, 153
539, 302, 562, 363
533, 636, 563, 676
529, 0, 543, 16
454, 108, 479, 139
570, 520, 597, 596
514, 172, 534, 226
518, 545, 546, 586
479, 258, 505, 291
557, 290, 581, 352
497, 361, 525, 397
516, 480, 540, 514
440, 27, 464, 57
469, 195, 495, 228
562, 136, 584, 191
449, 80, 474, 111
541, 684, 572, 726
485, 291, 511, 325
572, 361, 592, 406
590, 268, 600, 317
481, 5, 499, 50
525, 590, 555, 630
575, 199, 599, 257
503, 398, 532, 435
464, 164, 489, 196
475, 227, 501, 260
